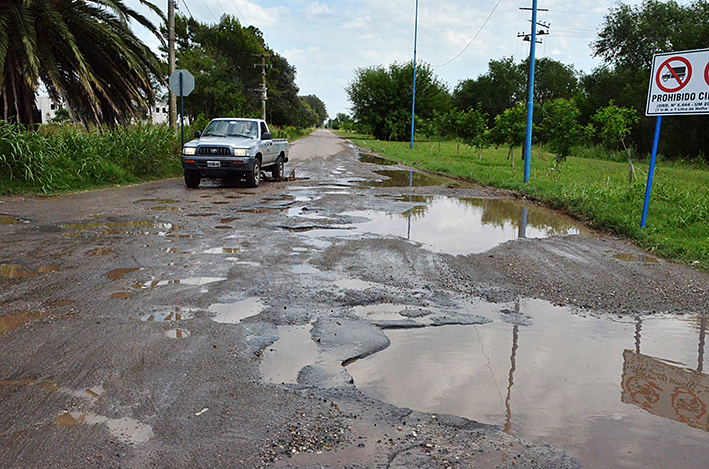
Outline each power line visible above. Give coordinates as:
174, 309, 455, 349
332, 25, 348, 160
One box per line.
179, 0, 193, 18
229, 0, 248, 25
432, 0, 504, 68
198, 0, 219, 22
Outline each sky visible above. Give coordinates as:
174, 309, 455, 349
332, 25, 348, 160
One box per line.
125, 0, 666, 118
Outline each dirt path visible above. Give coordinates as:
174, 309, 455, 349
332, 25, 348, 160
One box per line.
1, 130, 707, 468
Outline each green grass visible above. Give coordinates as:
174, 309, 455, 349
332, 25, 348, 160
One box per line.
338, 131, 709, 272
0, 121, 182, 195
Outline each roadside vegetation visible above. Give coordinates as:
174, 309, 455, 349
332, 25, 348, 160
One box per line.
0, 122, 181, 195
342, 131, 709, 272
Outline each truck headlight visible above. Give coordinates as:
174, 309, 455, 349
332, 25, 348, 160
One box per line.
183, 147, 196, 156
233, 148, 247, 156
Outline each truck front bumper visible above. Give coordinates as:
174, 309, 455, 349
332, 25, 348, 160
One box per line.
181, 156, 257, 178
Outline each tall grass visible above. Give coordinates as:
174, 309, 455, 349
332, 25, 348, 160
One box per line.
342, 132, 709, 271
0, 122, 181, 194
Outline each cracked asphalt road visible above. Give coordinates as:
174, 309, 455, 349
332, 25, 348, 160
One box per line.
1, 130, 707, 468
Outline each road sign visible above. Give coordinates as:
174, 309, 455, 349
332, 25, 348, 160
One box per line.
646, 48, 709, 116
169, 70, 194, 97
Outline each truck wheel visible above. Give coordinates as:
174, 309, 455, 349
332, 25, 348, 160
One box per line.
184, 170, 201, 189
246, 159, 261, 187
272, 156, 285, 180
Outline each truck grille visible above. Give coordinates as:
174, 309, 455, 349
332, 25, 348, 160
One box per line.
197, 146, 231, 156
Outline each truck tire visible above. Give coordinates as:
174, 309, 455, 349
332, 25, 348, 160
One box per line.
184, 170, 201, 189
272, 156, 285, 180
246, 159, 261, 187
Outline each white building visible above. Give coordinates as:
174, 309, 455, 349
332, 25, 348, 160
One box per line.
35, 96, 172, 125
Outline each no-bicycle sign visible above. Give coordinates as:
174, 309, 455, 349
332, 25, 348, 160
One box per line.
646, 48, 709, 116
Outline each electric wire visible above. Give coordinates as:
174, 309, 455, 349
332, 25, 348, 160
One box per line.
180, 0, 194, 19
229, 0, 248, 25
198, 0, 219, 22
432, 0, 503, 68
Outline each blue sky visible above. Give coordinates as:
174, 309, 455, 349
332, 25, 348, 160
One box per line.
127, 0, 673, 118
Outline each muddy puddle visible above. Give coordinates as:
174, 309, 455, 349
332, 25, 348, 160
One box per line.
345, 299, 709, 469
209, 297, 266, 324
363, 170, 444, 187
297, 196, 583, 255
359, 153, 398, 166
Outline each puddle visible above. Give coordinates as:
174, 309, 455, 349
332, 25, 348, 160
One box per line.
165, 328, 190, 339
346, 299, 709, 469
291, 264, 321, 274
0, 264, 38, 278
45, 300, 74, 307
37, 265, 60, 274
614, 253, 659, 263
261, 325, 319, 384
209, 297, 266, 323
363, 170, 445, 187
186, 213, 217, 217
343, 196, 583, 255
140, 309, 193, 322
333, 278, 376, 291
220, 217, 239, 223
146, 206, 180, 211
110, 292, 131, 299
53, 412, 154, 444
359, 153, 398, 166
0, 311, 50, 334
133, 277, 226, 289
61, 220, 177, 232
106, 267, 141, 281
203, 247, 241, 254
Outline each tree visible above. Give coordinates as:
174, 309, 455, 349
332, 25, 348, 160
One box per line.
457, 109, 489, 160
301, 95, 327, 126
592, 102, 639, 183
452, 57, 525, 124
346, 60, 450, 141
1, 0, 163, 126
592, 0, 709, 162
489, 104, 527, 166
519, 57, 578, 107
541, 99, 586, 168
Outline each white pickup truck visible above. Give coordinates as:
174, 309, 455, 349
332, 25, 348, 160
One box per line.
181, 118, 289, 188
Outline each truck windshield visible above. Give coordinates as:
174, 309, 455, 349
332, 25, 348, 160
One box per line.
203, 120, 257, 139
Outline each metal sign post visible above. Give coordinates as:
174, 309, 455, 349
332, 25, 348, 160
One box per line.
169, 69, 195, 147
643, 48, 709, 227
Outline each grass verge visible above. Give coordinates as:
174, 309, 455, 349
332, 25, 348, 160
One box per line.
339, 132, 709, 272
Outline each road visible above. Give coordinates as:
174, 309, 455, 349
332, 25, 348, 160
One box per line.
1, 130, 707, 468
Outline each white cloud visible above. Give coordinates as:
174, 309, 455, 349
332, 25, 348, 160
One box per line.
125, 0, 693, 117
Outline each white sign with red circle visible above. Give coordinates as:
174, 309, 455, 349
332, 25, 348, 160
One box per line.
646, 48, 709, 116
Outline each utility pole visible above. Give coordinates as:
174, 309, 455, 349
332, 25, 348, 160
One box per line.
253, 54, 272, 122
519, 2, 549, 183
168, 0, 176, 128
410, 0, 419, 149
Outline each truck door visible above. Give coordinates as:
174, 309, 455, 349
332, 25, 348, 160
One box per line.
260, 122, 275, 164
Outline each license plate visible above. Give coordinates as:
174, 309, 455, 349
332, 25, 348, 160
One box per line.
207, 161, 220, 168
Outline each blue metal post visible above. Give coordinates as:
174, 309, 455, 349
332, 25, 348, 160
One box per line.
523, 0, 538, 183
641, 116, 662, 228
410, 0, 419, 149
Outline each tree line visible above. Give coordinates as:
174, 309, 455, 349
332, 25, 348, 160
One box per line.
0, 1, 327, 129
345, 0, 709, 165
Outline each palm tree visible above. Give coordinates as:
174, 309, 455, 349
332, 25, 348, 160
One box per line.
0, 0, 164, 126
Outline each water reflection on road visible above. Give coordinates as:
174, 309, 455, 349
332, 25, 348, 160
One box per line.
346, 300, 709, 468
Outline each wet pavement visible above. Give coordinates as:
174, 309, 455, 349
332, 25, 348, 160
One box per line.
1, 129, 708, 468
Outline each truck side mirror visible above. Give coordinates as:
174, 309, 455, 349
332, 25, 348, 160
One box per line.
262, 132, 272, 140
194, 130, 201, 139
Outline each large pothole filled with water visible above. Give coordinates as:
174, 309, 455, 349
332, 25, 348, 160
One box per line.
345, 299, 709, 469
